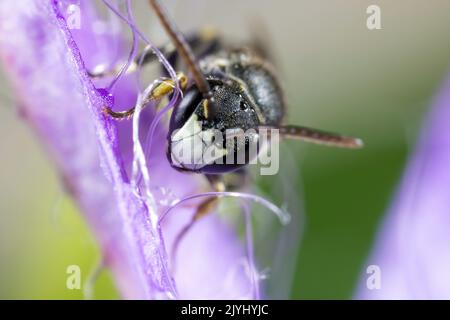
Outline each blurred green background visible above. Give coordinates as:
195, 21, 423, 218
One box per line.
1, 0, 450, 299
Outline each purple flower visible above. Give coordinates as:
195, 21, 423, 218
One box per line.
0, 0, 290, 299
356, 74, 450, 299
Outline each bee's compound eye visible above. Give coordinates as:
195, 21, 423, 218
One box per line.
168, 87, 203, 134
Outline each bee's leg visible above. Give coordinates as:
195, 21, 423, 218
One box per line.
169, 175, 224, 269
103, 72, 188, 120
170, 171, 248, 269
88, 29, 220, 79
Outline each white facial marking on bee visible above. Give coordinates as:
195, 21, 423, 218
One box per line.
170, 113, 228, 170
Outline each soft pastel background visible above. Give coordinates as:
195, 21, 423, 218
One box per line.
1, 0, 450, 299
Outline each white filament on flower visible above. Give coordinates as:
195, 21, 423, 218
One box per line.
105, 0, 138, 91
159, 192, 291, 226
102, 0, 182, 299
101, 0, 181, 217
131, 81, 159, 217
242, 202, 260, 299
102, 0, 183, 187
135, 46, 184, 186
157, 191, 291, 298
142, 80, 182, 173
102, 0, 181, 93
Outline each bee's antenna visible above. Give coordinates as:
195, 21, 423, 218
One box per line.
262, 125, 364, 149
148, 0, 214, 118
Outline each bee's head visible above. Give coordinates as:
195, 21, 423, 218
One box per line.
167, 80, 261, 174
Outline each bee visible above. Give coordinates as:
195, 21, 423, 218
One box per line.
90, 0, 362, 256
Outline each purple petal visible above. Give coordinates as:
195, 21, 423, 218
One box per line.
0, 0, 255, 299
356, 74, 450, 299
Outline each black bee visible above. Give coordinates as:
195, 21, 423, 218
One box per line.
92, 0, 362, 172
90, 0, 363, 253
